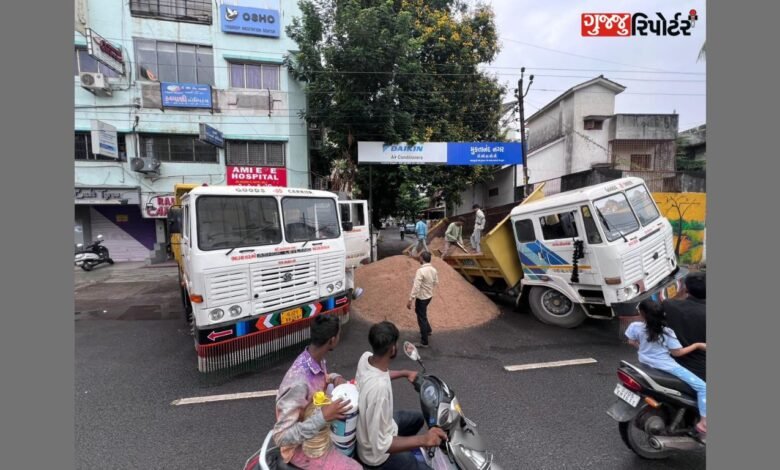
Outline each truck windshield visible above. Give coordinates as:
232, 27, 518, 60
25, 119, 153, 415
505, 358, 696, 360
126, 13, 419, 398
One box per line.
625, 185, 660, 226
593, 193, 640, 242
196, 196, 282, 251
282, 197, 341, 243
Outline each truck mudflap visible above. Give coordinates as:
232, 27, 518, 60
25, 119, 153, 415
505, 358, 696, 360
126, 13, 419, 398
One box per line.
194, 294, 350, 374
611, 267, 689, 317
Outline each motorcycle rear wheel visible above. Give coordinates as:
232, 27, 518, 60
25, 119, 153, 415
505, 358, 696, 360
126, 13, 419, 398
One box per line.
107, 258, 114, 265
618, 418, 673, 460
81, 262, 94, 272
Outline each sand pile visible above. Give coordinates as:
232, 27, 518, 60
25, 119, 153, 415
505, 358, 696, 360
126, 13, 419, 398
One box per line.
352, 255, 500, 331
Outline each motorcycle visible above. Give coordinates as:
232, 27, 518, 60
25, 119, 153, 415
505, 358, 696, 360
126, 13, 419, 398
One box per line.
74, 235, 113, 271
243, 342, 502, 470
607, 360, 705, 459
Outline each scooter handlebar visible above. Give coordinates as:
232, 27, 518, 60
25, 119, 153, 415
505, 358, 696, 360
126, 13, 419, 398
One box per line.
412, 374, 424, 392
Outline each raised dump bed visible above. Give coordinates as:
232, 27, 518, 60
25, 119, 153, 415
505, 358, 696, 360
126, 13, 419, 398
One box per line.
442, 184, 547, 295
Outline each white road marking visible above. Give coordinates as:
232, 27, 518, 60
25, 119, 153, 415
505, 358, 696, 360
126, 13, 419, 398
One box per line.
171, 389, 278, 406
504, 358, 598, 372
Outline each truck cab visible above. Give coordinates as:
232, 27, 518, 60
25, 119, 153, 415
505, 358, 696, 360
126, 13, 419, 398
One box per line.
509, 177, 685, 327
169, 185, 352, 372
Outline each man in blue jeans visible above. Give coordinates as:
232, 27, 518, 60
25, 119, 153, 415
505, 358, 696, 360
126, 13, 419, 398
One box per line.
355, 321, 447, 469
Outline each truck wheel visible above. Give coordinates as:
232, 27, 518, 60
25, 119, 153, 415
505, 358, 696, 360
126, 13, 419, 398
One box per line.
528, 286, 586, 328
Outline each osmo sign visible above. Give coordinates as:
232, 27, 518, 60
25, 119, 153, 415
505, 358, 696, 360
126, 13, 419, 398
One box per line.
358, 141, 523, 165
220, 5, 280, 38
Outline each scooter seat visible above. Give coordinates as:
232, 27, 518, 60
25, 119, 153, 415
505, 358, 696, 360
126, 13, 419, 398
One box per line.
263, 447, 300, 470
638, 364, 697, 397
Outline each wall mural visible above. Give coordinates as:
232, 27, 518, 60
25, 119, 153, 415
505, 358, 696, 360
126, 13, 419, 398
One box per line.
652, 192, 707, 266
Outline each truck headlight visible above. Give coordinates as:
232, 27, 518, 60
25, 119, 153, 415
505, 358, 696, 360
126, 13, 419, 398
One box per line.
209, 308, 225, 321
229, 305, 242, 317
620, 284, 640, 300
327, 284, 334, 293
335, 281, 343, 290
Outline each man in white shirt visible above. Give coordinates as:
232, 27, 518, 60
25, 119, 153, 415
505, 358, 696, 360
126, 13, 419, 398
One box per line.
355, 321, 447, 469
406, 252, 438, 347
471, 204, 486, 254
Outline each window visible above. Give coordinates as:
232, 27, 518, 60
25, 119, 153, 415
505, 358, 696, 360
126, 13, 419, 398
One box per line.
352, 203, 366, 226
138, 134, 218, 163
183, 204, 190, 241
584, 119, 603, 130
539, 211, 579, 240
134, 39, 214, 85
514, 219, 536, 243
580, 205, 603, 244
630, 154, 652, 171
229, 62, 281, 90
340, 203, 351, 223
74, 48, 118, 78
282, 197, 340, 243
488, 187, 499, 198
226, 141, 286, 167
130, 0, 212, 25
75, 132, 127, 161
626, 185, 661, 226
196, 196, 281, 251
593, 193, 641, 242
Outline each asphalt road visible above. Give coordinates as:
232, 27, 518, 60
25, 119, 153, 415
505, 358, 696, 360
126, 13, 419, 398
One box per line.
75, 248, 705, 470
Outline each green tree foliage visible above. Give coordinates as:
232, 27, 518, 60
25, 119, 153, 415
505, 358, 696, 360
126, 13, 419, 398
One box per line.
286, 0, 505, 225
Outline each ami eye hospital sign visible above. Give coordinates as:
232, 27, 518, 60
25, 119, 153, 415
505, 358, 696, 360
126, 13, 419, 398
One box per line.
358, 142, 523, 165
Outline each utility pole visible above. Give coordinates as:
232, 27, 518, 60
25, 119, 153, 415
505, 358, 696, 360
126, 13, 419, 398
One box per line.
516, 68, 534, 198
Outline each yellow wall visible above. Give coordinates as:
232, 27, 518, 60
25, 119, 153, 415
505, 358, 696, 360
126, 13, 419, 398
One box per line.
652, 192, 707, 265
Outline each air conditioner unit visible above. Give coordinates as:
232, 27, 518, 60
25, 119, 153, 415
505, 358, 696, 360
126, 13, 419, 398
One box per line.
130, 157, 161, 174
80, 72, 112, 97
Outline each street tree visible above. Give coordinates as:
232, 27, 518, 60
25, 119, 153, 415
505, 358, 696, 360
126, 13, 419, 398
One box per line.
286, 0, 505, 225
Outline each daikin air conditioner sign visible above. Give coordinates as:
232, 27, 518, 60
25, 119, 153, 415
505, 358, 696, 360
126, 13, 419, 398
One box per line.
358, 141, 523, 165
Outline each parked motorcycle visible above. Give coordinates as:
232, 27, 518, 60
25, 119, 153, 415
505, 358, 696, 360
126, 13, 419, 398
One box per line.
243, 342, 502, 470
607, 360, 705, 459
74, 235, 113, 271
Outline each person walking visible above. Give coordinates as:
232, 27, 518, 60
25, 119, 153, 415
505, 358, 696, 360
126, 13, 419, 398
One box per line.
409, 214, 429, 258
470, 205, 485, 254
406, 252, 438, 348
441, 218, 464, 258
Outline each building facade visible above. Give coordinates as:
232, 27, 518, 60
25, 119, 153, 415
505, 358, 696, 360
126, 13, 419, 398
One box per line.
453, 76, 682, 215
74, 0, 310, 262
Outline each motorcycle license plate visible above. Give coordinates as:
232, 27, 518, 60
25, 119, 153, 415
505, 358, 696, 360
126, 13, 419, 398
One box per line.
614, 384, 641, 407
280, 308, 303, 325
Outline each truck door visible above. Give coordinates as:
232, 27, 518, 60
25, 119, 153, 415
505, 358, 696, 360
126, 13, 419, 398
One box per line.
340, 200, 370, 269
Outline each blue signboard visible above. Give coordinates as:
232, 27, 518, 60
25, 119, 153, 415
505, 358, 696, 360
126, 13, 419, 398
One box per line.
221, 5, 281, 38
160, 83, 212, 109
199, 123, 224, 148
446, 142, 523, 166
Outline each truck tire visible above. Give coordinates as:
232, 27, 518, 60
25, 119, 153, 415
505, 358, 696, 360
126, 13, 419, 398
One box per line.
528, 286, 586, 328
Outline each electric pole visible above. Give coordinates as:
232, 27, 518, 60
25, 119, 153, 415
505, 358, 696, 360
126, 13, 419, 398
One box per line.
516, 68, 533, 198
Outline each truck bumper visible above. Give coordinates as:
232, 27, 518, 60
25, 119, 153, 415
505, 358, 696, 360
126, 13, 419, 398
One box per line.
611, 267, 689, 317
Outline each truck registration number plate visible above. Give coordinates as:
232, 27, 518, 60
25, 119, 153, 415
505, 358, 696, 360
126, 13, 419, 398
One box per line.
614, 384, 641, 407
665, 284, 678, 299
281, 308, 303, 325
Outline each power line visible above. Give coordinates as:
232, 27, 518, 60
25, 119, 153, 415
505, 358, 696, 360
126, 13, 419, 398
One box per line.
500, 37, 674, 73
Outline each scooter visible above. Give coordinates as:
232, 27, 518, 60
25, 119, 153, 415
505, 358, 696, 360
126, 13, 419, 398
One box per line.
606, 360, 705, 460
243, 342, 502, 470
74, 235, 113, 271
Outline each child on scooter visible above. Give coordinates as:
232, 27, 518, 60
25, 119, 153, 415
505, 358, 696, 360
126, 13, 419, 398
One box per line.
625, 300, 707, 439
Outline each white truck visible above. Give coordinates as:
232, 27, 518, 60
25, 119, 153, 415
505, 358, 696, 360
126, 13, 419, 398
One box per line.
445, 177, 687, 328
168, 184, 369, 373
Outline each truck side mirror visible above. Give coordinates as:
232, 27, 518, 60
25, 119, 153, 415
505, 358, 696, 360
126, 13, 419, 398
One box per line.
168, 206, 182, 234
342, 221, 354, 232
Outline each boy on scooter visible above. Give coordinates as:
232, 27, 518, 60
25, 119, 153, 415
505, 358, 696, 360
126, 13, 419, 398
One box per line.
355, 321, 447, 469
